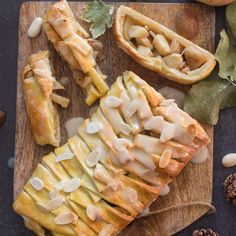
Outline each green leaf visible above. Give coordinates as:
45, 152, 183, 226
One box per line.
226, 1, 236, 40
81, 0, 114, 38
184, 71, 236, 125
215, 29, 236, 82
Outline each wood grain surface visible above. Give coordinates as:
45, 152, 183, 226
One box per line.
14, 2, 215, 235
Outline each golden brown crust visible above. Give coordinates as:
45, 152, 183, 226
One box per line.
22, 51, 68, 147
114, 6, 216, 84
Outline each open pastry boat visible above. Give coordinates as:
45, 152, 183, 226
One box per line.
13, 71, 210, 236
114, 6, 216, 84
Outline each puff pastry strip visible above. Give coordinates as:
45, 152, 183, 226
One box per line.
114, 6, 216, 84
22, 51, 69, 147
14, 71, 210, 236
43, 0, 109, 105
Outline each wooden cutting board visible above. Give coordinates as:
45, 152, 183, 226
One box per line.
14, 2, 215, 235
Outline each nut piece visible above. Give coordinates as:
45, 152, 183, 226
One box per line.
63, 178, 81, 193
170, 38, 182, 53
27, 17, 43, 38
160, 184, 170, 196
86, 121, 103, 134
184, 45, 207, 70
222, 153, 236, 167
99, 224, 114, 236
128, 25, 149, 38
85, 148, 102, 168
163, 53, 184, 69
30, 177, 44, 191
55, 152, 74, 163
86, 205, 103, 221
159, 148, 172, 168
54, 212, 78, 225
0, 111, 6, 127
122, 187, 138, 204
46, 196, 65, 211
137, 45, 154, 57
175, 10, 199, 39
153, 34, 171, 56
65, 117, 85, 138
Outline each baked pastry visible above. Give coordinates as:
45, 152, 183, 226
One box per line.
14, 71, 210, 235
43, 0, 109, 105
22, 51, 69, 147
114, 6, 216, 84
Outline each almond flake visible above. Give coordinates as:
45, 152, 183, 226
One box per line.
30, 177, 44, 191
49, 190, 59, 199
36, 202, 49, 213
86, 121, 103, 134
122, 188, 138, 204
65, 117, 84, 138
86, 205, 103, 221
63, 178, 81, 193
104, 96, 122, 108
85, 148, 102, 168
46, 196, 65, 211
160, 184, 170, 196
55, 152, 74, 163
55, 181, 65, 191
159, 148, 172, 168
99, 224, 114, 236
54, 212, 78, 225
112, 138, 132, 152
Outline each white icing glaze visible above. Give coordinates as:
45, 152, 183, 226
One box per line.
191, 146, 208, 164
222, 153, 236, 168
104, 96, 122, 108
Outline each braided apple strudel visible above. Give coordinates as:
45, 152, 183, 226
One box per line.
14, 71, 210, 236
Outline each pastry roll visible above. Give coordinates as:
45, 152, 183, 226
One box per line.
43, 0, 109, 105
22, 51, 69, 147
14, 71, 210, 235
114, 6, 216, 84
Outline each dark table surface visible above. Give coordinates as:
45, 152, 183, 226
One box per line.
0, 0, 235, 235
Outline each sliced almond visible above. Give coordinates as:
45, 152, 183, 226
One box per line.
46, 196, 65, 211
55, 180, 65, 191
122, 188, 138, 204
36, 202, 49, 213
86, 121, 103, 134
49, 190, 59, 199
160, 124, 176, 143
99, 224, 114, 236
112, 138, 132, 151
222, 153, 236, 168
55, 152, 74, 163
85, 148, 102, 168
30, 177, 44, 191
104, 96, 122, 108
63, 178, 81, 193
159, 148, 172, 168
125, 99, 140, 118
128, 25, 149, 38
27, 17, 43, 38
160, 184, 170, 196
54, 212, 78, 225
86, 205, 103, 221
